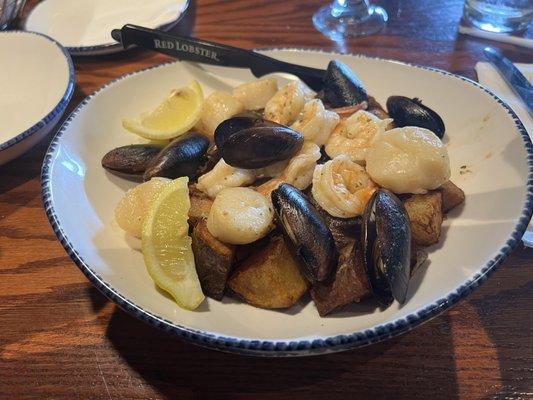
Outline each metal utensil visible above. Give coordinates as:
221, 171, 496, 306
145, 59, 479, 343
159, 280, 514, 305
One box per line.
111, 24, 327, 91
483, 46, 533, 115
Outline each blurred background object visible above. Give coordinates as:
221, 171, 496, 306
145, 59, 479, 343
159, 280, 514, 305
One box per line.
0, 0, 26, 29
463, 0, 532, 33
313, 0, 388, 39
23, 0, 188, 55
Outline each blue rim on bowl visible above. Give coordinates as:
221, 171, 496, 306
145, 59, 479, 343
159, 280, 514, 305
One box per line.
0, 30, 75, 154
23, 0, 189, 56
40, 51, 533, 356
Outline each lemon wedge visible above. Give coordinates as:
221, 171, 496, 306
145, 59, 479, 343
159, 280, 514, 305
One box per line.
115, 177, 171, 238
123, 80, 204, 140
141, 176, 204, 310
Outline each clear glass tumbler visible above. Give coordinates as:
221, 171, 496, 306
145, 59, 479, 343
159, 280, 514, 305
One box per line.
463, 0, 533, 33
313, 0, 388, 39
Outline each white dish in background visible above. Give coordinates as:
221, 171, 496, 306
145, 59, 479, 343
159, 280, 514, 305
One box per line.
0, 31, 74, 166
24, 0, 189, 55
41, 50, 532, 356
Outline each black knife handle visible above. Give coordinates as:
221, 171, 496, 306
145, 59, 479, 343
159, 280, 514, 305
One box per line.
112, 24, 259, 68
111, 24, 326, 91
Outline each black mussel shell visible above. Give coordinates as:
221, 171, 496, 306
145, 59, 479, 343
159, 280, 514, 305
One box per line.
223, 127, 303, 169
197, 144, 222, 176
102, 144, 163, 180
323, 60, 368, 107
362, 189, 411, 306
143, 132, 210, 181
215, 114, 303, 169
272, 183, 338, 283
386, 96, 445, 139
318, 146, 331, 165
213, 112, 265, 149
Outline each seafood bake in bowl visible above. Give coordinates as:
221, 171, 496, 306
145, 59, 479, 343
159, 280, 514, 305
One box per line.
42, 50, 532, 356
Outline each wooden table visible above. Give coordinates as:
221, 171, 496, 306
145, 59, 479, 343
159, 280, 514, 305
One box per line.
2, 0, 532, 398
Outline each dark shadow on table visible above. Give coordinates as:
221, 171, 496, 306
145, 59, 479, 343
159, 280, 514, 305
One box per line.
105, 295, 460, 399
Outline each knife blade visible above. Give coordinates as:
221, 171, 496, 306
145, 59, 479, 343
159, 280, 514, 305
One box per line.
483, 47, 533, 114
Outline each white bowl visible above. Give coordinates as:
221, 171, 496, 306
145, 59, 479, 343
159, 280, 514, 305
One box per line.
0, 31, 74, 166
24, 0, 189, 55
41, 50, 533, 356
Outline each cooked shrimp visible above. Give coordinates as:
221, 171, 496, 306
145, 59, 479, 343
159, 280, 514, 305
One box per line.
324, 109, 392, 165
256, 142, 321, 198
331, 102, 368, 120
291, 99, 340, 146
366, 126, 450, 194
196, 158, 256, 198
264, 81, 315, 125
312, 155, 376, 218
232, 78, 278, 110
196, 91, 244, 138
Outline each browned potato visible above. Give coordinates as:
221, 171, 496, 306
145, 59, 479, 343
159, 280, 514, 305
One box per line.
311, 241, 370, 316
438, 180, 465, 213
191, 220, 235, 300
228, 236, 309, 309
404, 192, 443, 246
188, 185, 213, 225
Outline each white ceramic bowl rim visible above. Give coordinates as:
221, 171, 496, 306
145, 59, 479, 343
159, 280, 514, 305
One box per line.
0, 30, 75, 152
23, 0, 190, 56
41, 50, 533, 356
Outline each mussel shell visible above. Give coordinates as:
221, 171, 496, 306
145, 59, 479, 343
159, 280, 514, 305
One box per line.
197, 144, 222, 177
213, 112, 265, 149
323, 60, 368, 107
386, 96, 445, 139
223, 127, 303, 169
102, 144, 162, 180
143, 132, 210, 181
362, 189, 411, 306
272, 183, 338, 283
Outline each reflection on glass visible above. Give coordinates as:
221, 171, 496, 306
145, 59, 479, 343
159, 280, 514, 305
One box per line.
463, 0, 532, 33
313, 0, 388, 39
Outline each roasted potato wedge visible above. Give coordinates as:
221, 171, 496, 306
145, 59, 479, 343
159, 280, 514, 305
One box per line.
438, 180, 465, 213
311, 241, 370, 316
228, 236, 309, 309
404, 192, 443, 246
188, 185, 213, 225
191, 220, 235, 300
309, 195, 361, 250
308, 196, 368, 315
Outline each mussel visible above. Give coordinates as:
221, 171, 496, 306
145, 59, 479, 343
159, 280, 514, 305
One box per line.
144, 132, 210, 181
272, 183, 338, 283
213, 112, 264, 149
102, 144, 163, 180
323, 60, 368, 107
362, 189, 411, 306
386, 96, 445, 139
215, 114, 303, 169
196, 144, 222, 177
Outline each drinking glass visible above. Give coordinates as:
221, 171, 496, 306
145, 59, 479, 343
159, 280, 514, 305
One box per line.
463, 0, 533, 33
313, 0, 388, 39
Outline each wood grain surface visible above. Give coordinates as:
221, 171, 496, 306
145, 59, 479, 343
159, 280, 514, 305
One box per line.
1, 0, 532, 399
